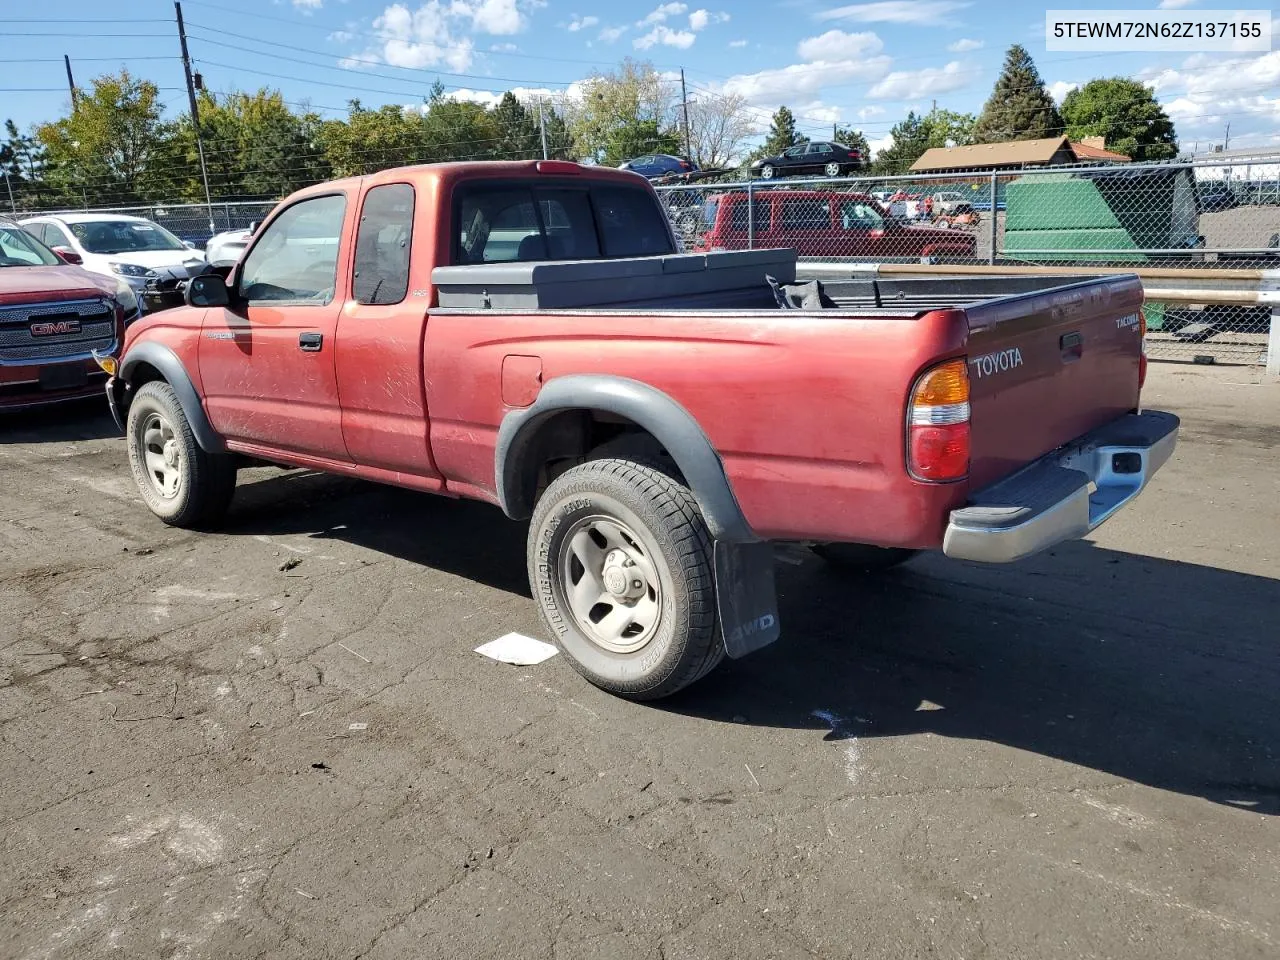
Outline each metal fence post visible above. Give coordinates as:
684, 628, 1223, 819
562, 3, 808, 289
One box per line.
1268, 304, 1280, 379
747, 180, 754, 250
988, 172, 998, 265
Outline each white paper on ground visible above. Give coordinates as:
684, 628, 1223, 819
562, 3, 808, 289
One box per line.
474, 633, 559, 666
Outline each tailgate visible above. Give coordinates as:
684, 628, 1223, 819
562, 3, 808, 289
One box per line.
962, 275, 1145, 489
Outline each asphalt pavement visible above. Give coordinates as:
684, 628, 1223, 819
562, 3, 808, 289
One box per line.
1, 362, 1277, 960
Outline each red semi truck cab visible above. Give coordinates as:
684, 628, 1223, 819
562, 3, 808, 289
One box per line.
101, 161, 1178, 701
0, 216, 137, 412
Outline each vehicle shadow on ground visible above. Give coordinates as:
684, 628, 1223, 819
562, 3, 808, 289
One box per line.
667, 541, 1280, 815
225, 468, 1280, 815
0, 400, 120, 444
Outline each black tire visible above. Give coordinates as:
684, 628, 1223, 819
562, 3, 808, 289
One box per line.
126, 380, 236, 529
811, 542, 918, 572
528, 458, 723, 700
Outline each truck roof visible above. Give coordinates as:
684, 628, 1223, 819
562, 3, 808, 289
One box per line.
282, 160, 652, 205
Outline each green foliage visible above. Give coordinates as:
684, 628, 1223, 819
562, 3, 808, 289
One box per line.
567, 58, 682, 164
491, 92, 542, 161
872, 111, 930, 173
1061, 77, 1177, 161
921, 109, 977, 149
1, 119, 46, 208
833, 125, 871, 160
754, 106, 807, 161
36, 69, 177, 205
973, 44, 1064, 143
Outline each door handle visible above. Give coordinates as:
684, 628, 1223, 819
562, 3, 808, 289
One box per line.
299, 332, 323, 352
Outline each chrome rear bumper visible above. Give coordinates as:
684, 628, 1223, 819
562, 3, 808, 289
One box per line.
943, 410, 1180, 564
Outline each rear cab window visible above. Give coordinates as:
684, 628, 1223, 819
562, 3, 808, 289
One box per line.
453, 179, 675, 264
353, 182, 414, 305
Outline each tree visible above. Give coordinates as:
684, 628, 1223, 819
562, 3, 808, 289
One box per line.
686, 92, 755, 168
1061, 77, 1177, 161
36, 69, 177, 205
921, 109, 976, 149
566, 58, 681, 164
1, 119, 45, 209
319, 100, 426, 177
872, 111, 930, 173
973, 44, 1064, 143
755, 105, 807, 161
491, 92, 542, 160
833, 124, 871, 162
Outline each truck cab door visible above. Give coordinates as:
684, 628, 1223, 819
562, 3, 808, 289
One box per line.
198, 191, 352, 461
335, 181, 442, 485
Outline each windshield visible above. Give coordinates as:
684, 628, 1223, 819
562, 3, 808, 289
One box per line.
69, 219, 187, 255
0, 224, 60, 267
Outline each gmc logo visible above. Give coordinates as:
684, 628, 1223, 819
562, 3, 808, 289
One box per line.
30, 320, 81, 337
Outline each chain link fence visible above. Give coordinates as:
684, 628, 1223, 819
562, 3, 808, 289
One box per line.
12, 158, 1278, 366
655, 158, 1279, 365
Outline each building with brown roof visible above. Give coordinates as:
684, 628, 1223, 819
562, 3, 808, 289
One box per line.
910, 136, 1131, 173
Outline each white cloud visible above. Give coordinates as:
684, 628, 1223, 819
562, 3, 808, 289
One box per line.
1139, 51, 1280, 147
947, 37, 982, 52
1158, 0, 1197, 8
293, 0, 323, 10
869, 132, 894, 156
433, 84, 577, 109
641, 2, 686, 24
490, 41, 518, 50
687, 9, 728, 29
634, 24, 696, 48
567, 14, 598, 31
723, 56, 893, 110
451, 0, 525, 35
857, 104, 885, 120
339, 0, 543, 71
328, 27, 357, 42
867, 60, 975, 99
797, 29, 883, 62
1048, 80, 1078, 104
818, 1, 971, 26
598, 24, 627, 42
728, 38, 748, 47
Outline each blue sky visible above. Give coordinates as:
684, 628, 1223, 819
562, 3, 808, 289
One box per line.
3, 0, 1278, 154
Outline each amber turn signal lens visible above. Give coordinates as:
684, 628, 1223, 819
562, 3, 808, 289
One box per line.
911, 358, 970, 406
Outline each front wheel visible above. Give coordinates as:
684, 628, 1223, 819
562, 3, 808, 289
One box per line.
528, 459, 723, 700
126, 381, 236, 529
824, 162, 841, 177
759, 164, 774, 180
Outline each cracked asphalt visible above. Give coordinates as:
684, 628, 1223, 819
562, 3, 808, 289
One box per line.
2, 363, 1278, 960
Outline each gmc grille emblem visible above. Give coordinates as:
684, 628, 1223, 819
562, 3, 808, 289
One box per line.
30, 320, 81, 337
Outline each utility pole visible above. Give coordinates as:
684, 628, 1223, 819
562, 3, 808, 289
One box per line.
1224, 121, 1231, 152
175, 1, 215, 237
537, 98, 548, 160
3, 172, 15, 213
679, 68, 692, 162
64, 55, 77, 112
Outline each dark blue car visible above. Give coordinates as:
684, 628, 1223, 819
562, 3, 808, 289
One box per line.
618, 154, 699, 180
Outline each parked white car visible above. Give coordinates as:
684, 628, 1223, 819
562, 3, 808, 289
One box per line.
930, 191, 975, 216
18, 213, 207, 301
205, 225, 257, 267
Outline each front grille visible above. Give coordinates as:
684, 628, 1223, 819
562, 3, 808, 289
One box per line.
0, 298, 117, 364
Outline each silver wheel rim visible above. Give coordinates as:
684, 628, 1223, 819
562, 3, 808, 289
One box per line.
761, 166, 773, 179
825, 162, 840, 176
140, 412, 183, 500
560, 516, 662, 654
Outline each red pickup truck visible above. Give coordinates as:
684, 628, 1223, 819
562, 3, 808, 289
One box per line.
1, 215, 136, 411
100, 161, 1178, 701
694, 189, 977, 261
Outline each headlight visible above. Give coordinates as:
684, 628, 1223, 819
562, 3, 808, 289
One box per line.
114, 278, 140, 318
109, 262, 157, 278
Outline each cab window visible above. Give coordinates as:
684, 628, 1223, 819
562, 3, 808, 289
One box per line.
239, 194, 347, 304
353, 183, 414, 306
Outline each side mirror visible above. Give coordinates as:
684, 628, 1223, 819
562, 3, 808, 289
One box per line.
183, 240, 197, 249
51, 246, 83, 265
186, 273, 230, 308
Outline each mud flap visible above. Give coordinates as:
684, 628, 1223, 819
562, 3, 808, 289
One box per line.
713, 540, 781, 659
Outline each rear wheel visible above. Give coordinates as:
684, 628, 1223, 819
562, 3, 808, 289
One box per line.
760, 164, 775, 180
811, 542, 918, 572
824, 162, 841, 177
126, 381, 236, 529
528, 458, 723, 700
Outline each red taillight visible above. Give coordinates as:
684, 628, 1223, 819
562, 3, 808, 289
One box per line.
908, 358, 971, 482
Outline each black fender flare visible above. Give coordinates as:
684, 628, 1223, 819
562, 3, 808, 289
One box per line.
495, 375, 757, 544
119, 341, 225, 453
